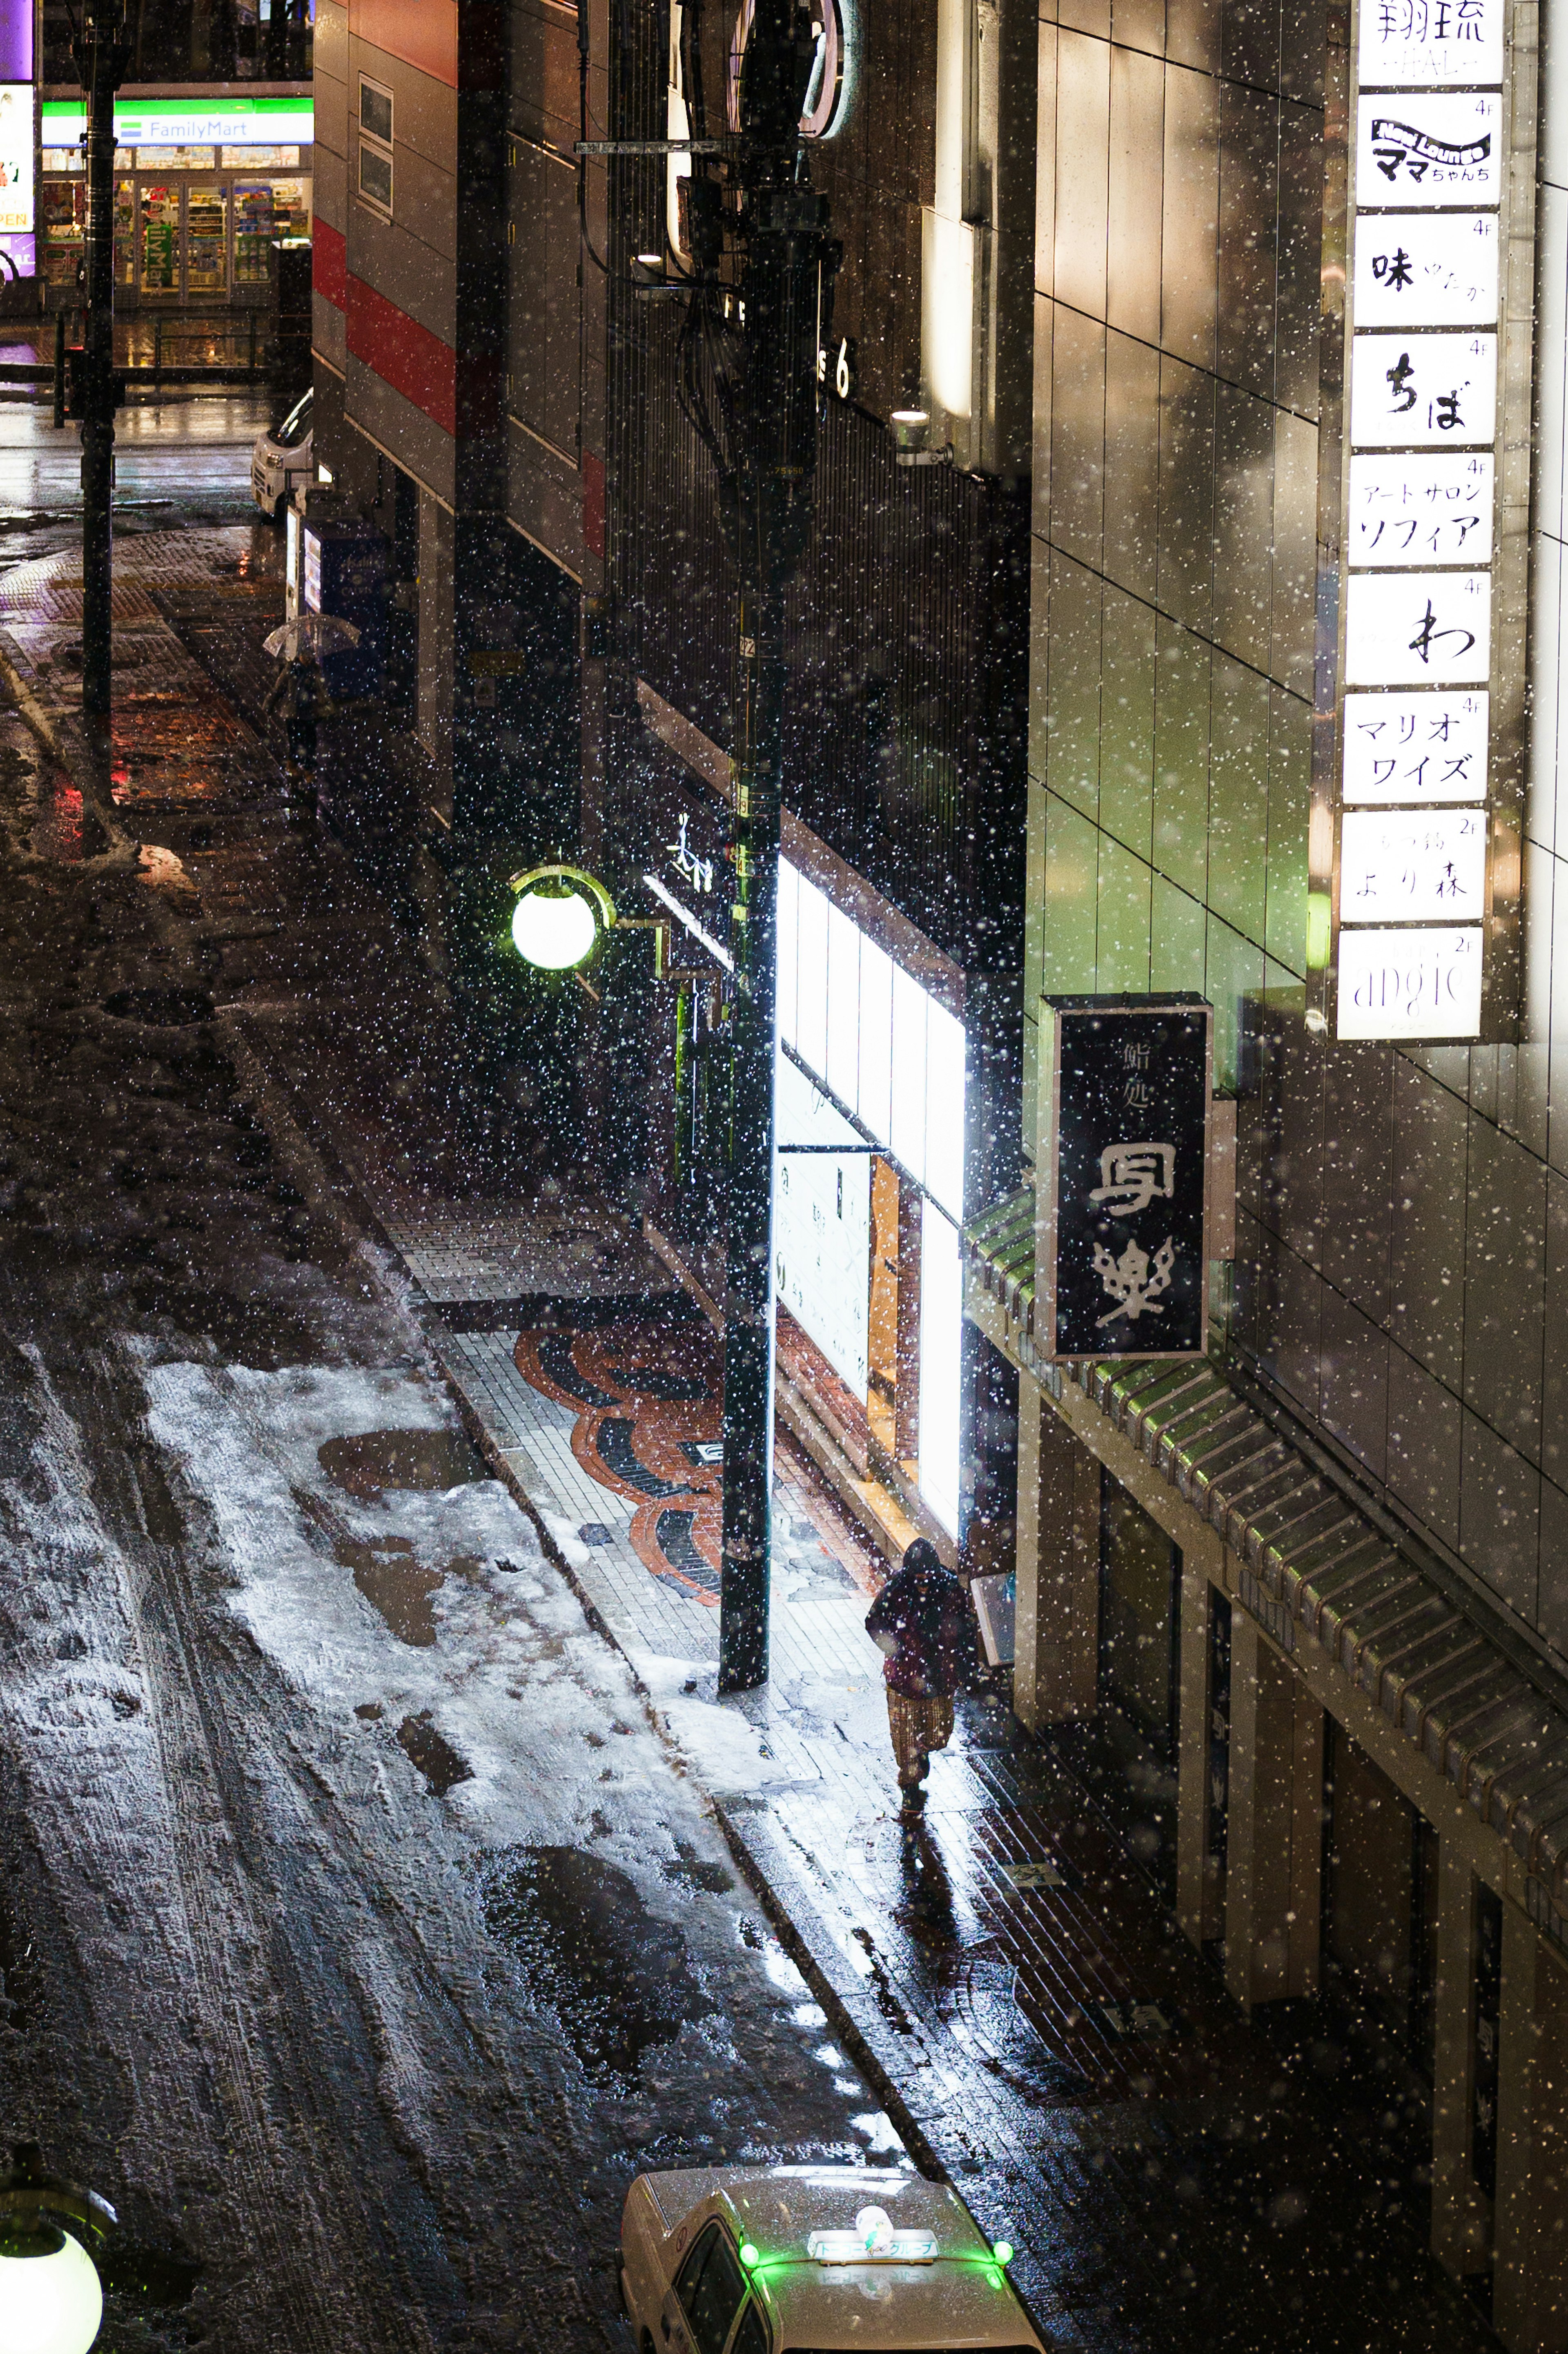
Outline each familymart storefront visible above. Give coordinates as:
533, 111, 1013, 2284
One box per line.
40, 89, 311, 308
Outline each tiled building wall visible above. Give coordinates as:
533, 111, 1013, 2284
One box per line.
1229, 0, 1566, 1666
1027, 0, 1568, 1673
1025, 0, 1323, 1123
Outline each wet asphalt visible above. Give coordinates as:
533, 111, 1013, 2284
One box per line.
0, 397, 900, 2354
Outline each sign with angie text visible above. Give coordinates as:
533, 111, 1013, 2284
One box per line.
1038, 997, 1212, 1361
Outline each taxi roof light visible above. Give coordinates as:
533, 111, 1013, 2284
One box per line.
806, 2205, 939, 2266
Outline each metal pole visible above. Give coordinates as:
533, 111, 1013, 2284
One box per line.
74, 1, 126, 763
716, 0, 836, 1693
51, 307, 65, 428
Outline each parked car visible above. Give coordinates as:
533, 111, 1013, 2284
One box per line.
620, 2167, 1040, 2354
251, 387, 314, 521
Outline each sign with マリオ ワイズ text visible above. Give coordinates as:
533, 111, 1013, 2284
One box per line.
1037, 996, 1213, 1360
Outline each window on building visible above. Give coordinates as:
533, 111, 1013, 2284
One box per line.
358, 77, 392, 216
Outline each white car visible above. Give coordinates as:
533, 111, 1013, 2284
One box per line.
251, 386, 314, 521
619, 2166, 1042, 2354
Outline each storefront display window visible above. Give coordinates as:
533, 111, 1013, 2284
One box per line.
776, 854, 968, 1535
185, 184, 227, 295
114, 179, 133, 291
140, 183, 179, 294
42, 176, 84, 290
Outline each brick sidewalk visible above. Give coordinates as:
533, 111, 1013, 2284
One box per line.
8, 528, 1501, 2354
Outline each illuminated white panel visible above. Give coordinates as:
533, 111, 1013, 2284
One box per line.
775, 1144, 871, 1400
1336, 923, 1483, 1039
777, 857, 800, 1049
795, 872, 830, 1077
1344, 569, 1490, 685
918, 1206, 962, 1535
1352, 211, 1498, 329
1350, 330, 1496, 447
1358, 0, 1503, 89
1342, 689, 1488, 801
924, 999, 966, 1222
857, 935, 893, 1148
890, 963, 928, 1184
1339, 805, 1486, 923
824, 902, 861, 1109
1355, 93, 1503, 205
1348, 451, 1493, 566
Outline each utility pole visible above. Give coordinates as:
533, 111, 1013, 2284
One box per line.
73, 0, 127, 769
704, 0, 837, 1692
588, 0, 833, 1687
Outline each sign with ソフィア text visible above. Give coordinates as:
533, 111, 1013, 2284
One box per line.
1038, 997, 1212, 1361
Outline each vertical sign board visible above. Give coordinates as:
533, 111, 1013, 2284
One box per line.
0, 0, 34, 279
1036, 997, 1213, 1360
1323, 0, 1532, 1041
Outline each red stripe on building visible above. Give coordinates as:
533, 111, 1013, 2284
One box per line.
346, 275, 457, 437
313, 218, 347, 311
349, 0, 457, 85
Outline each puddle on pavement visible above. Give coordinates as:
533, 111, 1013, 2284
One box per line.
31, 771, 83, 861
318, 1427, 490, 1501
129, 1279, 319, 1367
397, 1711, 473, 1794
101, 985, 216, 1028
479, 1844, 715, 2084
336, 1536, 443, 1646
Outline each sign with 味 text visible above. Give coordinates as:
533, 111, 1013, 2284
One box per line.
1037, 996, 1212, 1360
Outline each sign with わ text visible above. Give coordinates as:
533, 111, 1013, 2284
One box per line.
1037, 996, 1212, 1360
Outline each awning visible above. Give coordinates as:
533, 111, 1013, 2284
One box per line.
965, 1187, 1568, 1930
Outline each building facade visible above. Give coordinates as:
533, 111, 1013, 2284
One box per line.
961, 0, 1568, 2337
310, 0, 1568, 2330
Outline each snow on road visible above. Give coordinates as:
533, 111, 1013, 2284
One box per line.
0, 1342, 900, 2354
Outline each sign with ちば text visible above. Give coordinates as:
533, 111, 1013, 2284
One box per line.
1037, 998, 1212, 1361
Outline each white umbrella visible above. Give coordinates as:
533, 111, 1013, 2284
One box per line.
263, 613, 362, 661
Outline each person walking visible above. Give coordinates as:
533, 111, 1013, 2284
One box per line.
865, 1538, 973, 1815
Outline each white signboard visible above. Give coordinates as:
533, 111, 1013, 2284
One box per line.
1339, 804, 1486, 921
0, 87, 31, 239
1337, 924, 1484, 1038
1359, 0, 1504, 88
775, 1148, 870, 1400
1344, 568, 1490, 684
1341, 689, 1489, 800
1347, 451, 1493, 564
1356, 94, 1502, 203
1349, 329, 1496, 445
1352, 210, 1497, 325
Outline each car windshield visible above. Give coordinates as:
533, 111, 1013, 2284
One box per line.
274, 389, 312, 449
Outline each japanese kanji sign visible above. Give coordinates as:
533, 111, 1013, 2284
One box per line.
1037, 998, 1212, 1360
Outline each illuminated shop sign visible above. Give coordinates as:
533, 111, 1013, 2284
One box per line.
1037, 998, 1212, 1361
42, 97, 313, 151
1327, 0, 1525, 1042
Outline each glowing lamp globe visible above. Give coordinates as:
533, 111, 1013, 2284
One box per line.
506, 864, 616, 974
511, 885, 597, 971
0, 2229, 103, 2354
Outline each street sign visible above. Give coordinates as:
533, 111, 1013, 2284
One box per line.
1037, 995, 1212, 1360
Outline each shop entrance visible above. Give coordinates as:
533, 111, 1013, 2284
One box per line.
44, 169, 309, 306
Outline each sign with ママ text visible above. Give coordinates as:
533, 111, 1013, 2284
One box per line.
1038, 996, 1212, 1360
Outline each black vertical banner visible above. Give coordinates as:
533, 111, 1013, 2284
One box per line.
1042, 996, 1212, 1359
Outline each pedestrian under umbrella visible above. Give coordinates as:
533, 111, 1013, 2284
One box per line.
865, 1537, 974, 1815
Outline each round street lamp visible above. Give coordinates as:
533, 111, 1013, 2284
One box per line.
507, 864, 617, 973
0, 2144, 116, 2354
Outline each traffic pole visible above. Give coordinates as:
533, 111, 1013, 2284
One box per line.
716, 0, 836, 1693
74, 0, 126, 773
